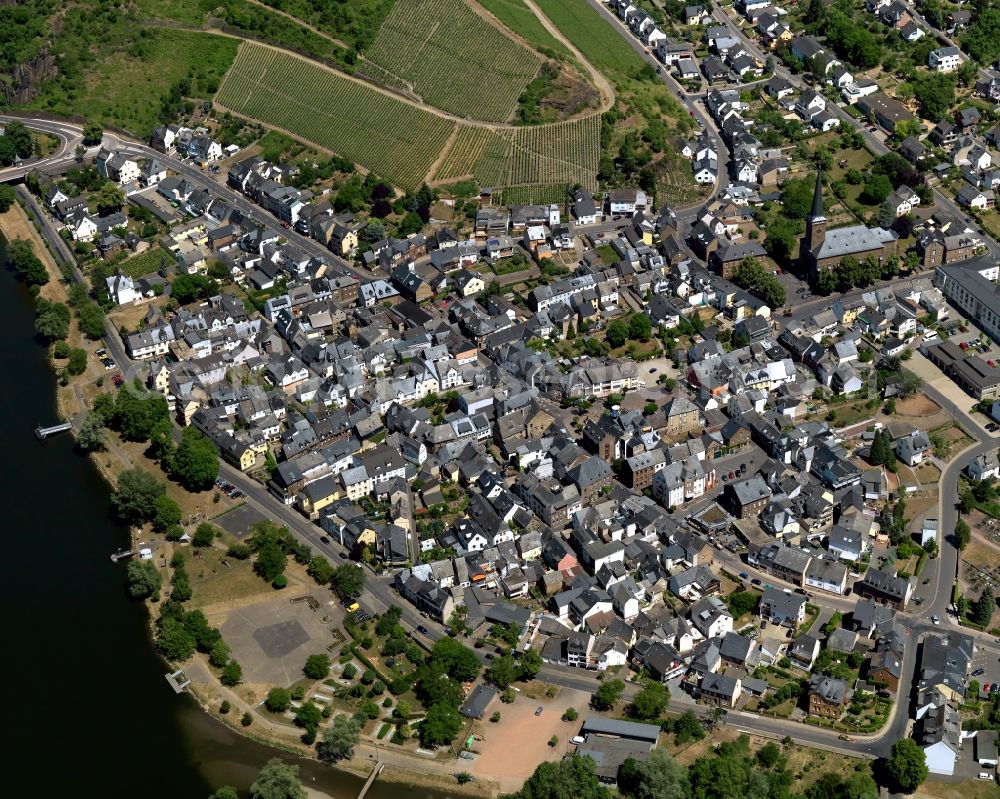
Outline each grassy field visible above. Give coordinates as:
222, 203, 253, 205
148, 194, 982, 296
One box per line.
475, 0, 572, 59
216, 43, 455, 190
533, 0, 643, 80
363, 0, 542, 121
32, 29, 237, 137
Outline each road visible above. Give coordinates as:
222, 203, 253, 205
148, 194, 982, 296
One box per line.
581, 0, 728, 208
0, 114, 375, 282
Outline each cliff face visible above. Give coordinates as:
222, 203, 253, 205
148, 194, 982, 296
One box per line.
2, 50, 57, 105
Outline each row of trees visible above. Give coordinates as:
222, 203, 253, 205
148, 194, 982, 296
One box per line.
606, 312, 653, 349
731, 257, 786, 309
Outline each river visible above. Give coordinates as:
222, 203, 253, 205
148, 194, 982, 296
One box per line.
0, 235, 447, 798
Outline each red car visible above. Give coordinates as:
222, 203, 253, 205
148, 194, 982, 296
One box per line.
112, 373, 124, 388
960, 341, 970, 350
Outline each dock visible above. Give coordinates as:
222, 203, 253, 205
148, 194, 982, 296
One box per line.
165, 669, 191, 694
35, 421, 72, 440
110, 549, 136, 563
356, 762, 383, 799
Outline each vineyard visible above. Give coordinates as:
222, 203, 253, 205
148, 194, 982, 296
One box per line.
215, 43, 455, 191
433, 116, 599, 190
363, 0, 542, 122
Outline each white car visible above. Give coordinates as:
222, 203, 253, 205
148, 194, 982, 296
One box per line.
979, 773, 994, 781
931, 614, 940, 624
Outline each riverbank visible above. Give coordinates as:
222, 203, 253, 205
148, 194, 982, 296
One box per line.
0, 203, 476, 799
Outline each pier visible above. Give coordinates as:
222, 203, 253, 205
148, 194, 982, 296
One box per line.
356, 762, 383, 799
110, 549, 136, 563
35, 421, 72, 440
164, 669, 191, 693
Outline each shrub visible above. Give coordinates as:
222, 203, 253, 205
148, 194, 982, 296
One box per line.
272, 574, 288, 589
343, 663, 358, 680
220, 700, 231, 714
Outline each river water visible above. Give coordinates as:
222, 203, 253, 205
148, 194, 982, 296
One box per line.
0, 236, 446, 798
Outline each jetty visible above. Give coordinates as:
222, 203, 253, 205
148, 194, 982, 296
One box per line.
356, 762, 383, 799
35, 421, 72, 440
110, 549, 136, 563
165, 669, 191, 693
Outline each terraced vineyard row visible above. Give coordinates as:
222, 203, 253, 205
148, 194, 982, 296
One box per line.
216, 43, 454, 191
433, 116, 599, 191
364, 0, 542, 122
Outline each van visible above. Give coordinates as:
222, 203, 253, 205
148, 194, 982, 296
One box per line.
978, 773, 993, 780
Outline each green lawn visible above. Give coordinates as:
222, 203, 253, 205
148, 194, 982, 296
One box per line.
31, 29, 237, 137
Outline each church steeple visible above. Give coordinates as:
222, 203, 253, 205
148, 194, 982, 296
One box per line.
805, 169, 827, 258
810, 168, 826, 222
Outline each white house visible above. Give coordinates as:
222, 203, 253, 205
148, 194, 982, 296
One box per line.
968, 451, 1000, 481
97, 149, 141, 185
929, 46, 962, 73
106, 272, 139, 306
70, 215, 99, 242
895, 430, 931, 466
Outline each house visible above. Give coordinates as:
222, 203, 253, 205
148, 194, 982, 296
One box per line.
96, 149, 141, 185
724, 476, 771, 519
699, 673, 742, 707
868, 632, 904, 692
607, 189, 647, 217
808, 675, 849, 718
759, 587, 806, 628
968, 450, 1000, 481
855, 567, 912, 609
572, 190, 598, 224
894, 429, 930, 466
856, 92, 916, 133
929, 46, 962, 73
106, 272, 139, 306
789, 633, 821, 670
956, 186, 992, 211
804, 558, 848, 595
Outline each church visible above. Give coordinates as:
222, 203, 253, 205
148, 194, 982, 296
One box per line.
802, 170, 897, 279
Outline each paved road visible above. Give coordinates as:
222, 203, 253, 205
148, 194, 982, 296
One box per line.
0, 115, 375, 282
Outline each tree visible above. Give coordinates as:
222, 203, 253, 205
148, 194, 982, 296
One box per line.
304, 653, 331, 679
241, 711, 253, 727
672, 709, 705, 744
331, 564, 364, 598
781, 175, 815, 219
486, 654, 518, 689
127, 559, 162, 599
77, 411, 107, 451
763, 216, 799, 264
0, 183, 15, 213
629, 313, 652, 342
152, 494, 182, 532
319, 714, 361, 761
519, 647, 542, 681
265, 686, 292, 712
66, 347, 87, 375
192, 522, 216, 548
606, 319, 629, 349
972, 585, 995, 627
869, 430, 896, 470
172, 427, 219, 490
96, 183, 126, 215
0, 122, 33, 162
618, 751, 688, 799
505, 755, 610, 799
82, 121, 104, 145
912, 73, 956, 120
254, 539, 287, 584
886, 739, 928, 793
420, 700, 462, 747
34, 301, 70, 341
112, 468, 165, 523
210, 788, 239, 799
954, 518, 971, 550
627, 681, 669, 720
209, 640, 231, 668
860, 175, 892, 205
592, 679, 625, 710
249, 759, 307, 799
171, 274, 217, 305
156, 616, 196, 660
361, 219, 385, 241
731, 257, 786, 308
307, 555, 334, 584
7, 238, 48, 286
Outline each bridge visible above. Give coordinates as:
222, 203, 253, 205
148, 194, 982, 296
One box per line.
35, 421, 72, 440
356, 761, 383, 799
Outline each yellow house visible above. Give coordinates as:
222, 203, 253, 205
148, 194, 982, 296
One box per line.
299, 475, 341, 516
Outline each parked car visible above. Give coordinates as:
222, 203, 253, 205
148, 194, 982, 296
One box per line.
960, 341, 970, 350
739, 572, 750, 580
535, 706, 543, 716
111, 374, 124, 388
417, 625, 429, 635
973, 668, 986, 677
931, 614, 940, 624
988, 423, 999, 432
319, 536, 329, 544
751, 578, 762, 586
